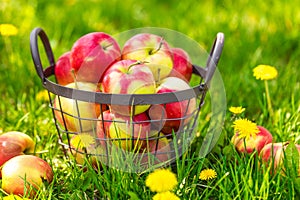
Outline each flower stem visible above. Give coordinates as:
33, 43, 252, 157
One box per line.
264, 80, 273, 116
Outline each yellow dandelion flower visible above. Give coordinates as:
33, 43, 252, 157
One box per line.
253, 65, 278, 80
232, 118, 259, 140
153, 191, 180, 200
0, 24, 18, 36
70, 133, 95, 149
145, 168, 178, 193
3, 194, 31, 200
199, 169, 217, 181
229, 106, 245, 114
36, 90, 49, 102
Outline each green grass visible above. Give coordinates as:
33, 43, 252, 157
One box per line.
1, 0, 300, 199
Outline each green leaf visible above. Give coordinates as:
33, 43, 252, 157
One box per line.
284, 142, 299, 178
127, 191, 140, 200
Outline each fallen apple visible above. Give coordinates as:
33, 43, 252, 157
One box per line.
169, 47, 193, 82
54, 51, 74, 85
0, 131, 35, 178
102, 59, 156, 116
1, 155, 53, 198
70, 32, 121, 83
122, 33, 173, 82
148, 77, 196, 134
54, 81, 101, 132
231, 125, 273, 154
259, 142, 300, 175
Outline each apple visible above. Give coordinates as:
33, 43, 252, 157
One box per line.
259, 142, 300, 175
169, 47, 193, 82
122, 33, 173, 82
54, 82, 101, 132
97, 110, 151, 151
140, 136, 172, 166
148, 77, 196, 134
54, 51, 74, 85
70, 32, 121, 83
231, 125, 273, 154
1, 155, 53, 198
102, 59, 156, 116
0, 131, 35, 177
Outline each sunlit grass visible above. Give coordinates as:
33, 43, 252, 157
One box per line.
0, 0, 300, 199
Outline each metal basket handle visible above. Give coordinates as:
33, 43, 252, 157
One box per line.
204, 32, 225, 86
30, 27, 55, 83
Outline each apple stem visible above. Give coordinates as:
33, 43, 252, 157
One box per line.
150, 37, 164, 55
102, 42, 113, 50
157, 68, 161, 83
71, 69, 79, 89
128, 60, 148, 70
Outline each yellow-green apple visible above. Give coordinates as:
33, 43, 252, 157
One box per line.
0, 131, 35, 177
259, 142, 300, 175
70, 32, 121, 83
122, 33, 173, 82
54, 82, 101, 132
97, 110, 151, 151
54, 51, 74, 85
140, 136, 172, 165
148, 77, 196, 134
102, 59, 156, 116
1, 155, 53, 198
231, 125, 273, 154
169, 47, 193, 82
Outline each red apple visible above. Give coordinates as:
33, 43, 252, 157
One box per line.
1, 155, 53, 198
54, 51, 74, 85
70, 32, 121, 83
231, 125, 273, 154
54, 82, 101, 132
102, 59, 156, 116
97, 110, 151, 151
169, 47, 193, 82
122, 33, 173, 82
259, 142, 300, 175
148, 77, 196, 134
0, 131, 35, 177
140, 136, 172, 166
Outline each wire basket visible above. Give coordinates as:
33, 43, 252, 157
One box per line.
30, 27, 224, 172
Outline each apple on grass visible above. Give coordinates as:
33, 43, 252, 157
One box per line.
259, 142, 300, 175
122, 33, 173, 82
54, 81, 102, 133
0, 131, 35, 178
101, 59, 156, 116
148, 77, 196, 134
54, 51, 74, 86
169, 47, 193, 82
1, 155, 53, 198
231, 125, 273, 154
70, 32, 121, 83
97, 110, 151, 151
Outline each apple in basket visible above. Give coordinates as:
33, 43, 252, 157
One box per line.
0, 131, 35, 177
1, 155, 53, 198
169, 47, 193, 82
54, 51, 74, 86
140, 136, 172, 165
122, 33, 173, 82
54, 82, 101, 132
70, 32, 121, 83
231, 125, 273, 154
259, 142, 300, 175
97, 110, 151, 151
148, 77, 196, 135
101, 59, 156, 116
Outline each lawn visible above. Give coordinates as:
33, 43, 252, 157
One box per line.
0, 0, 300, 199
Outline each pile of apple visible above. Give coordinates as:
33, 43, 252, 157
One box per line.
53, 31, 197, 164
0, 131, 53, 198
231, 125, 300, 175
